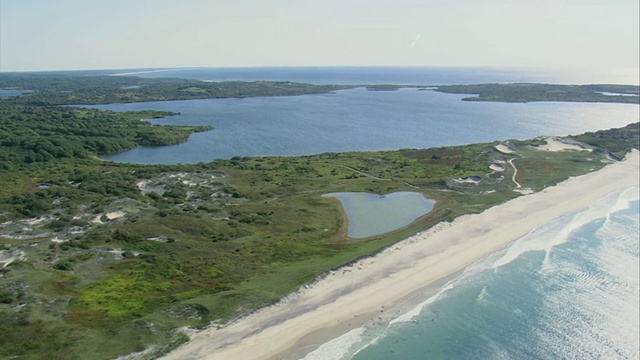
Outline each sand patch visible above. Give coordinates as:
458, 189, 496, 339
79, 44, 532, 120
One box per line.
146, 236, 169, 243
452, 176, 481, 184
514, 188, 535, 195
536, 137, 591, 152
96, 247, 125, 260
495, 144, 515, 154
0, 249, 25, 268
106, 211, 125, 220
25, 216, 54, 226
91, 215, 104, 224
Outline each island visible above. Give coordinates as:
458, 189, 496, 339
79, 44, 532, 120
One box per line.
0, 72, 638, 359
433, 83, 640, 104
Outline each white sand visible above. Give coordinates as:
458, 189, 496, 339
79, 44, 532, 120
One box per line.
106, 211, 125, 220
161, 151, 640, 360
0, 249, 25, 268
453, 177, 480, 184
536, 137, 591, 152
495, 144, 515, 154
91, 215, 104, 224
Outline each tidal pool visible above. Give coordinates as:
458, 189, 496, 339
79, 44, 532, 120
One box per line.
322, 191, 435, 239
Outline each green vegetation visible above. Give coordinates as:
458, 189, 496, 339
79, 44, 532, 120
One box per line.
570, 122, 640, 159
365, 84, 403, 91
434, 83, 640, 104
0, 105, 211, 168
5, 73, 639, 106
0, 73, 352, 105
1, 73, 638, 359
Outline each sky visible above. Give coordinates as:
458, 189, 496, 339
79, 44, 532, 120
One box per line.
1, 0, 638, 73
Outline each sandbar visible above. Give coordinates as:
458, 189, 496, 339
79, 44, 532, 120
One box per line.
161, 150, 639, 360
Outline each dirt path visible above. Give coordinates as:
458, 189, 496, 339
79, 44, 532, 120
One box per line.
508, 158, 522, 188
338, 165, 391, 181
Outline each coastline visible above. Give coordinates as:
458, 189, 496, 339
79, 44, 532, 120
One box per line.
161, 150, 640, 360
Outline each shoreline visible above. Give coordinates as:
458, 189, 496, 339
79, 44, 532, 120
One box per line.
161, 150, 640, 360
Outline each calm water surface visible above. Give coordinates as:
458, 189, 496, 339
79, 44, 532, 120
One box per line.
0, 89, 30, 99
322, 192, 435, 239
87, 88, 638, 164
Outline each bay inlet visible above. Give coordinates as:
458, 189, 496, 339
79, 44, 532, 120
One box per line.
82, 88, 639, 164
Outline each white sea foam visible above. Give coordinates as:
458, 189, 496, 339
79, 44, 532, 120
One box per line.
342, 271, 478, 358
301, 327, 366, 360
344, 185, 639, 360
490, 187, 629, 271
535, 202, 639, 359
388, 282, 455, 325
604, 184, 639, 222
476, 286, 490, 304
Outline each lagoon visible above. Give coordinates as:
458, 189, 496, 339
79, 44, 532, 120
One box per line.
322, 192, 435, 239
84, 88, 638, 164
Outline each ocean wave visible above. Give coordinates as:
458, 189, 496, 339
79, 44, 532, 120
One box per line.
490, 187, 631, 271
534, 203, 639, 359
301, 328, 367, 360
344, 188, 638, 360
311, 185, 639, 360
388, 282, 456, 325
608, 184, 639, 214
476, 286, 491, 304
109, 68, 189, 77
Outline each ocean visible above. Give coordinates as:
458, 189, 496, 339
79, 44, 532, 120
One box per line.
302, 185, 640, 360
116, 66, 640, 86
110, 67, 639, 358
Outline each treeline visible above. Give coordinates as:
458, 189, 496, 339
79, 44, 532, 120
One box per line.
0, 73, 350, 169
0, 104, 211, 168
0, 73, 352, 105
433, 83, 640, 104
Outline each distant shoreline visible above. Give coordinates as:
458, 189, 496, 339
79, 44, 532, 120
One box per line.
161, 151, 640, 360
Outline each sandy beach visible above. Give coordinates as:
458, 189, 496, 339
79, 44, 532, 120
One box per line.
162, 150, 640, 360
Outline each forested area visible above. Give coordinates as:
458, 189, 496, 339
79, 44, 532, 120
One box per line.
0, 73, 352, 105
0, 104, 210, 168
570, 122, 640, 158
434, 83, 640, 104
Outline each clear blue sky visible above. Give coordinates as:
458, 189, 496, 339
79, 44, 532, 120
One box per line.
1, 0, 638, 73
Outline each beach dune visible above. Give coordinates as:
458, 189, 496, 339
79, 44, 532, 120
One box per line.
162, 151, 640, 360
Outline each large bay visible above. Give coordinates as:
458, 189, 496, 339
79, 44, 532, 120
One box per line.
89, 88, 637, 164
